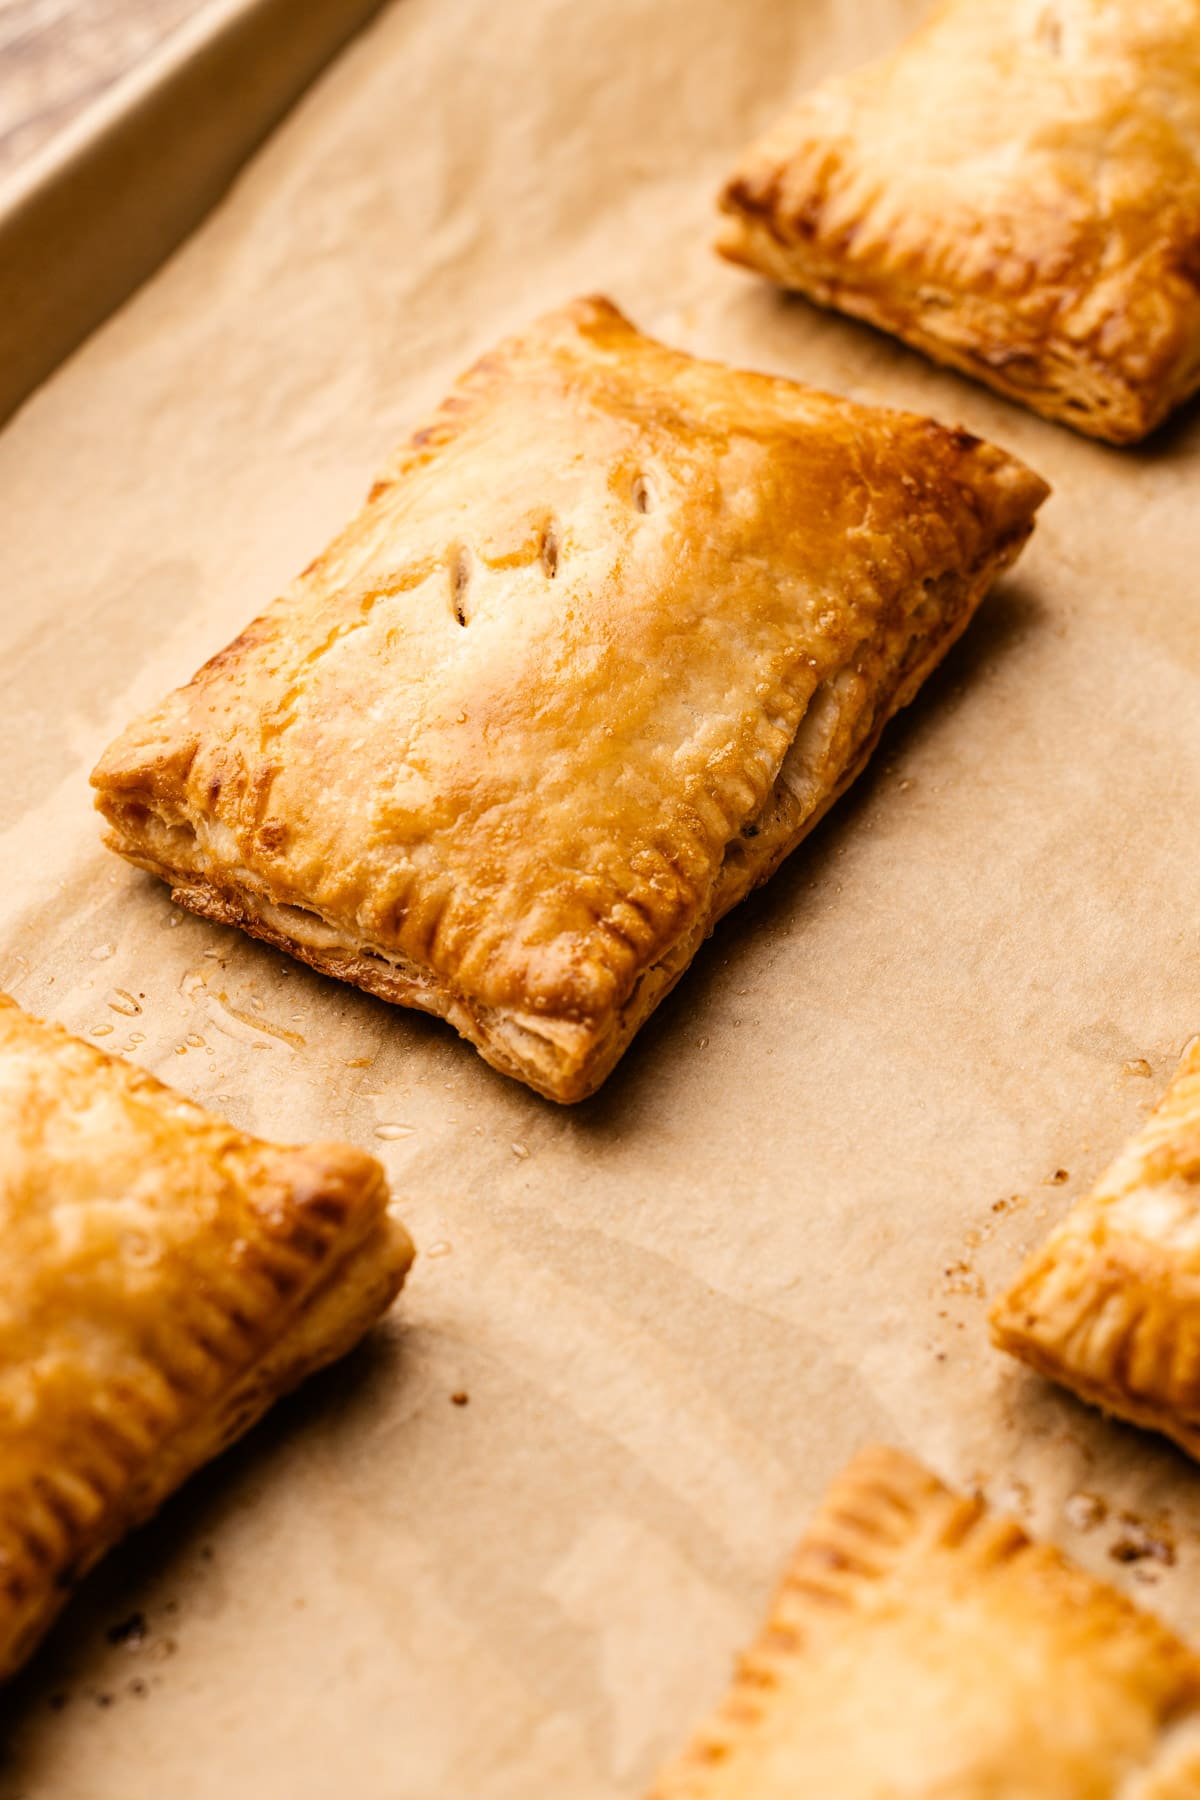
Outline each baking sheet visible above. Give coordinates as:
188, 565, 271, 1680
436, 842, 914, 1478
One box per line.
1, 0, 1199, 1793
0, 0, 388, 427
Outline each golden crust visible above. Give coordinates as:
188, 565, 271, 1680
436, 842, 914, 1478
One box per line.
992, 1037, 1200, 1461
718, 0, 1200, 444
91, 296, 1047, 1102
648, 1445, 1200, 1798
0, 993, 414, 1681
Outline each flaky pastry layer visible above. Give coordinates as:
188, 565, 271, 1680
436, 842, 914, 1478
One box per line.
0, 994, 414, 1680
719, 0, 1200, 443
992, 1036, 1200, 1462
93, 296, 1047, 1102
647, 1445, 1200, 1798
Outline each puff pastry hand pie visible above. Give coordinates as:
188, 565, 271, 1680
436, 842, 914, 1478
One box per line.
0, 993, 413, 1680
647, 1445, 1200, 1799
718, 0, 1200, 443
992, 1037, 1200, 1460
92, 297, 1047, 1103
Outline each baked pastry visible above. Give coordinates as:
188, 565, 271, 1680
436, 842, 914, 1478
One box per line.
92, 296, 1047, 1104
0, 992, 413, 1681
718, 0, 1200, 444
647, 1445, 1200, 1798
992, 1036, 1200, 1460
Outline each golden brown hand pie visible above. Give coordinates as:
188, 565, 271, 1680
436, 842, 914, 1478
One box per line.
0, 993, 413, 1681
718, 0, 1200, 444
92, 296, 1047, 1104
647, 1445, 1200, 1799
992, 1037, 1200, 1461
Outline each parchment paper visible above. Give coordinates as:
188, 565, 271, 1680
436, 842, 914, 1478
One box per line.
1, 1, 1199, 1794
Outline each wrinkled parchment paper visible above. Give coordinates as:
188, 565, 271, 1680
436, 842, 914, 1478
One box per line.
1, 1, 1199, 1793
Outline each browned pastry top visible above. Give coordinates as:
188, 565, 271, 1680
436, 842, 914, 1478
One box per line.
0, 993, 413, 1679
719, 0, 1200, 441
93, 297, 1046, 1099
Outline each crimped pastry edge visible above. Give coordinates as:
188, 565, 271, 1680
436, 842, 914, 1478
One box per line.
0, 1203, 412, 1682
716, 207, 1200, 446
990, 1299, 1200, 1466
647, 1444, 1200, 1797
991, 1038, 1200, 1461
0, 998, 415, 1679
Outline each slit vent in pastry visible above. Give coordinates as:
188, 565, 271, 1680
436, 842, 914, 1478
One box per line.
992, 1035, 1200, 1461
647, 1445, 1200, 1798
91, 296, 1047, 1103
718, 0, 1200, 443
0, 993, 414, 1681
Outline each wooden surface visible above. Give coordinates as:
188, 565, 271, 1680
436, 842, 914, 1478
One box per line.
0, 0, 202, 178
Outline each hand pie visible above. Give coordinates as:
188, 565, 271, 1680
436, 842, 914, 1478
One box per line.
718, 0, 1200, 444
0, 993, 413, 1681
91, 296, 1047, 1104
647, 1445, 1200, 1799
992, 1037, 1200, 1460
